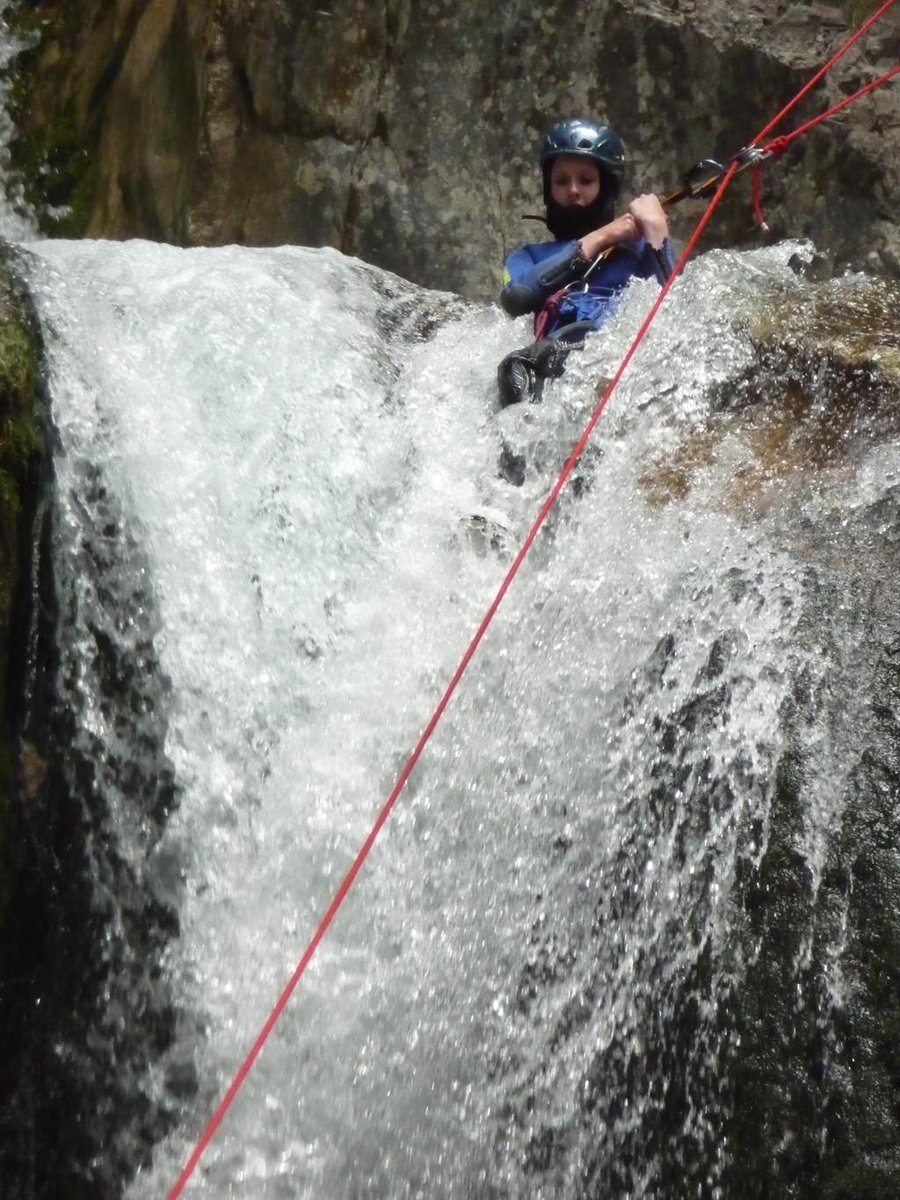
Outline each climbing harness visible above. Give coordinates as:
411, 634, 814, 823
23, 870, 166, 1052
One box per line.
166, 5, 899, 1195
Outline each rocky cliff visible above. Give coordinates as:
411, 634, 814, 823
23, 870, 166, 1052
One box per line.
2, 5, 900, 1197
8, 0, 900, 299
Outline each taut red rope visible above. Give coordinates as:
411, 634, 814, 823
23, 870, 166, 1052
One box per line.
166, 3, 898, 1194
751, 62, 900, 228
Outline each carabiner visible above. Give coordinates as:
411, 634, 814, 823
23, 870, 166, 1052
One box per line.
732, 144, 772, 170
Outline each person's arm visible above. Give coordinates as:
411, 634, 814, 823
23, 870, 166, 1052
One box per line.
627, 194, 669, 249
500, 242, 586, 317
559, 195, 668, 271
624, 193, 674, 283
501, 193, 673, 316
640, 237, 676, 284
577, 194, 669, 263
577, 212, 641, 261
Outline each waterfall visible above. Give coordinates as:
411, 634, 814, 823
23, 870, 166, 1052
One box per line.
0, 0, 37, 240
13, 229, 898, 1199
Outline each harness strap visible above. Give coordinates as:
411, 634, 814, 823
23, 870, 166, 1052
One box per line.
533, 286, 568, 340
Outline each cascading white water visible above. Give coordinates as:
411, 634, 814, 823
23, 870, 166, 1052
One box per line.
19, 232, 897, 1198
0, 0, 38, 241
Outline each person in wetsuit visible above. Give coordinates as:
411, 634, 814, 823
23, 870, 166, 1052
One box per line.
497, 117, 676, 407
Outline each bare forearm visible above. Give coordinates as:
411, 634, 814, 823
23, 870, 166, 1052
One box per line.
578, 214, 639, 260
578, 194, 670, 257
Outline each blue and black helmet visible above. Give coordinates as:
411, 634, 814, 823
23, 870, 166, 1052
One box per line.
539, 117, 626, 199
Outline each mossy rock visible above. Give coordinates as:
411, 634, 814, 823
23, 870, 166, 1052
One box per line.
744, 275, 900, 382
4, 1, 105, 237
0, 252, 44, 937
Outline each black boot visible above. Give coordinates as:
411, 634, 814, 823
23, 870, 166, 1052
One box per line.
496, 332, 585, 408
497, 352, 538, 407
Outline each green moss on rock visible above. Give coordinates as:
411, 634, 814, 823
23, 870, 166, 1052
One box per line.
5, 1, 104, 237
10, 105, 95, 238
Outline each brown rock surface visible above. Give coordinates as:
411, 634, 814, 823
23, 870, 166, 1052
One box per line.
10, 2, 900, 298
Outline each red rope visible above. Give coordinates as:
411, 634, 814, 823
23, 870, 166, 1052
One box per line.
752, 0, 898, 146
751, 62, 900, 226
764, 62, 900, 153
747, 0, 899, 228
164, 162, 737, 1200
165, 7, 898, 1196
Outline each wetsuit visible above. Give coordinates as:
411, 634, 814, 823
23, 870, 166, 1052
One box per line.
497, 235, 676, 406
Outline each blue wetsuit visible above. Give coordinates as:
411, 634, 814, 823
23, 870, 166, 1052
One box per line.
500, 236, 676, 337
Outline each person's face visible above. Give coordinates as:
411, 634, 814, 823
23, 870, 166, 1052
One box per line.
549, 155, 602, 207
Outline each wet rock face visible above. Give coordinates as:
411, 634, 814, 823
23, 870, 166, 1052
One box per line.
489, 275, 900, 1198
723, 535, 900, 1200
9, 0, 900, 297
0, 249, 183, 1199
638, 272, 900, 521
664, 285, 900, 1197
0, 422, 186, 1200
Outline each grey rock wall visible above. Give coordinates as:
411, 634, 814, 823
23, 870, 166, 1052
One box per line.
9, 0, 900, 299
